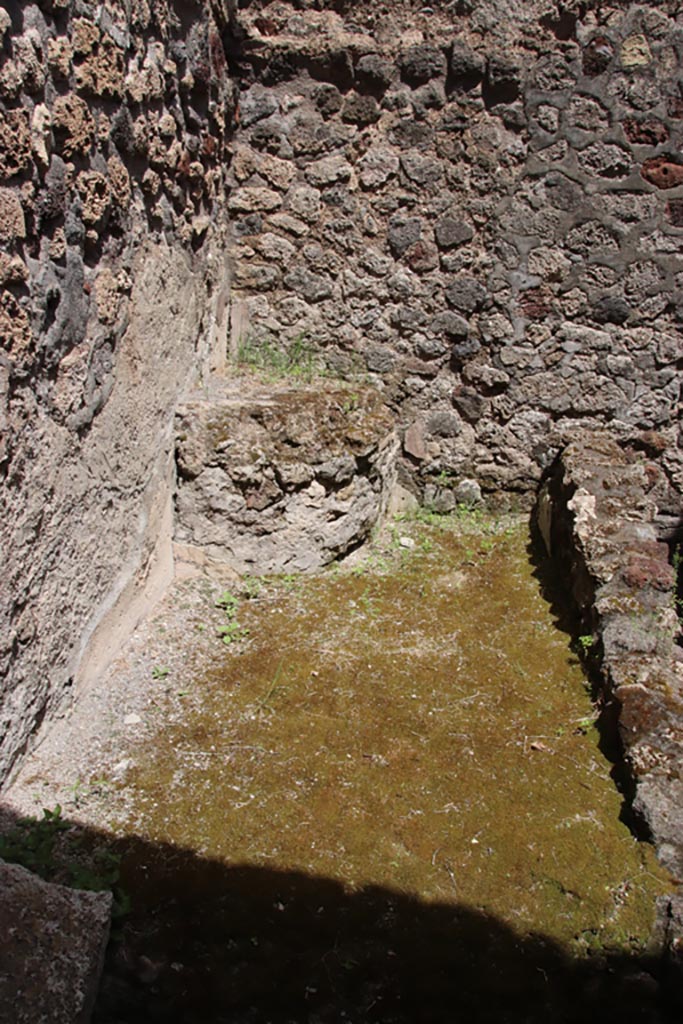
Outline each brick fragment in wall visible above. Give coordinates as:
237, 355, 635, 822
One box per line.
641, 157, 683, 190
622, 119, 669, 145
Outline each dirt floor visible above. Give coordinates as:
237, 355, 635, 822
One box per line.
1, 510, 676, 1023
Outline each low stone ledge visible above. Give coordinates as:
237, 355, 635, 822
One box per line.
0, 859, 111, 1023
538, 431, 683, 878
174, 380, 398, 574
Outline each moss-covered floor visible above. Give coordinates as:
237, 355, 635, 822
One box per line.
92, 511, 673, 1022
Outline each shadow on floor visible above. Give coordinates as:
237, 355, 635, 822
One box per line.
59, 824, 672, 1024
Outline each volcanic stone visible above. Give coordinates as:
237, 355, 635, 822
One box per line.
435, 217, 474, 249
399, 45, 447, 85
445, 277, 486, 313
592, 296, 631, 325
388, 215, 422, 257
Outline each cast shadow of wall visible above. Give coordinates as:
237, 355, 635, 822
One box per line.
78, 824, 672, 1024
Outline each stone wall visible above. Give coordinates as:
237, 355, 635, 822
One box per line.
174, 378, 397, 573
0, 0, 237, 783
228, 0, 682, 504
539, 430, 683, 877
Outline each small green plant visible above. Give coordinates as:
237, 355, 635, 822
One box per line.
358, 587, 378, 617
216, 590, 249, 645
575, 715, 597, 735
68, 776, 110, 807
254, 660, 286, 715
277, 573, 301, 592
218, 621, 250, 645
0, 805, 69, 875
454, 502, 484, 526
216, 590, 240, 616
241, 575, 262, 600
236, 333, 322, 382
578, 635, 595, 652
0, 807, 129, 918
152, 665, 170, 679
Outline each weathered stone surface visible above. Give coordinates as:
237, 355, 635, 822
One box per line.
435, 216, 474, 249
400, 151, 442, 186
0, 188, 26, 241
450, 337, 481, 367
341, 92, 380, 125
0, 253, 28, 285
52, 93, 95, 158
72, 21, 125, 97
282, 266, 333, 301
0, 859, 111, 1024
0, 109, 31, 178
47, 36, 73, 80
427, 410, 461, 437
623, 118, 669, 145
541, 432, 683, 879
240, 86, 278, 127
445, 277, 486, 313
175, 383, 397, 573
312, 83, 343, 117
450, 41, 485, 83
403, 421, 428, 460
259, 154, 297, 191
592, 295, 631, 325
430, 310, 469, 338
76, 171, 111, 226
387, 214, 421, 256
358, 148, 400, 189
0, 0, 235, 818
0, 290, 32, 360
286, 185, 321, 222
356, 53, 395, 92
228, 187, 282, 213
399, 45, 447, 85
578, 142, 631, 179
487, 55, 521, 92
452, 386, 487, 423
621, 34, 652, 68
304, 155, 352, 187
